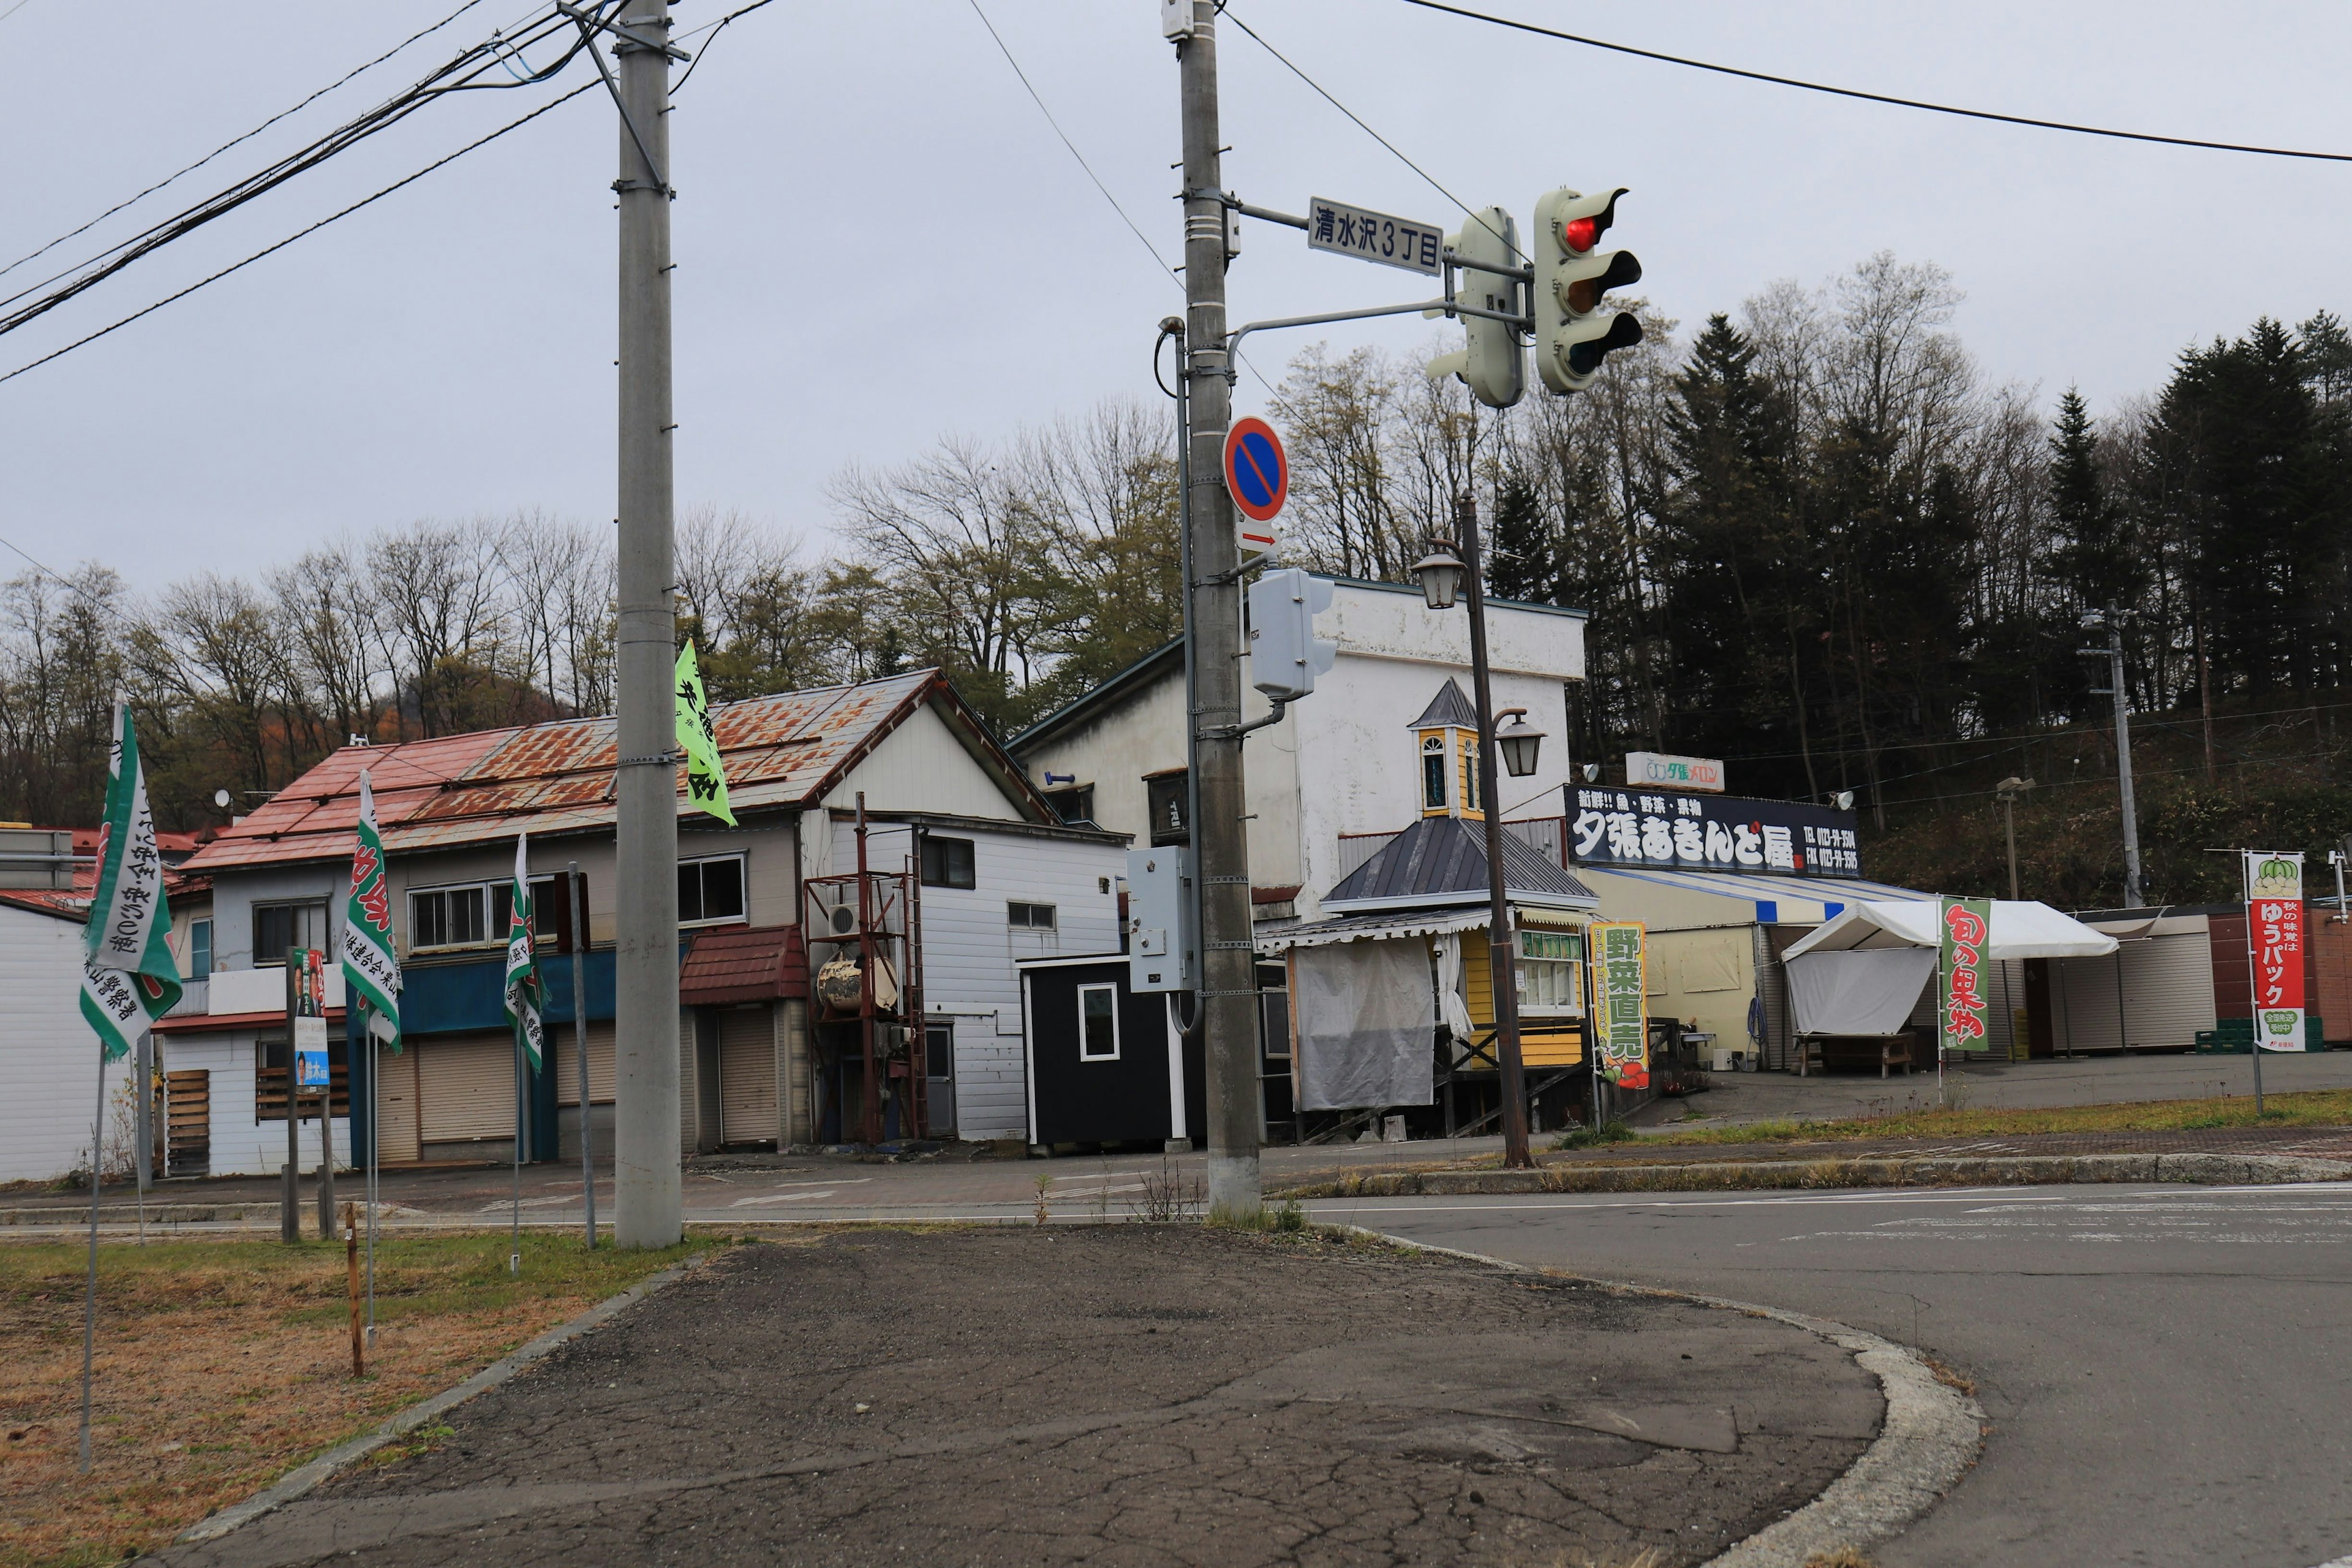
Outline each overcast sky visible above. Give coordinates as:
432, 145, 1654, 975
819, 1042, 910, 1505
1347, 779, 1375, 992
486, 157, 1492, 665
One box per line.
5, 0, 2348, 595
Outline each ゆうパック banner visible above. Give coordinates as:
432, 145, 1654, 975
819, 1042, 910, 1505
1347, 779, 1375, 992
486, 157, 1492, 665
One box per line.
2243, 851, 2306, 1052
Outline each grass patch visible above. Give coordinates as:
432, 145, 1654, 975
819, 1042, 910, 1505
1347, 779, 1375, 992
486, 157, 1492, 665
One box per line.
1610, 1087, 2352, 1147
0, 1231, 701, 1568
1554, 1118, 1636, 1151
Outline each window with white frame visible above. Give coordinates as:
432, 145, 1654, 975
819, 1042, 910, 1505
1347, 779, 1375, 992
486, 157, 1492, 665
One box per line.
678, 853, 747, 925
1077, 982, 1120, 1061
1008, 900, 1057, 930
1515, 927, 1583, 1016
409, 884, 489, 949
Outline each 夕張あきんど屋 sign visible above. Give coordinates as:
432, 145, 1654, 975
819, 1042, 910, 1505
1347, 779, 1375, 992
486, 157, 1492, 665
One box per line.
2243, 851, 2307, 1051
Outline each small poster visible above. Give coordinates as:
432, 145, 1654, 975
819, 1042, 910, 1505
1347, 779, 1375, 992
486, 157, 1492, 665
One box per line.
292, 948, 331, 1088
1591, 921, 1649, 1090
1937, 898, 1994, 1055
2243, 852, 2307, 1052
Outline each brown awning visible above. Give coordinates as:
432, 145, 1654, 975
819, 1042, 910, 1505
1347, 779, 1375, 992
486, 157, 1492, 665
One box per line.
679, 924, 808, 1006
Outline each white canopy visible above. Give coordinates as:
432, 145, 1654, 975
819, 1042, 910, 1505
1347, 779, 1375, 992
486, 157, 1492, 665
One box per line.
1781, 899, 2119, 961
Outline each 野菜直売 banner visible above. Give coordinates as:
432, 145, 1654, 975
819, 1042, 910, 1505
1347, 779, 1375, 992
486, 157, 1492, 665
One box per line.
1937, 897, 1994, 1055
2243, 851, 2307, 1052
1591, 920, 1649, 1090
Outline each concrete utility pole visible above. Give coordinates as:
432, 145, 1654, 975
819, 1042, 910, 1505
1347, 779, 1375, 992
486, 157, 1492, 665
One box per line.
2079, 620, 2143, 909
1995, 776, 2034, 902
611, 0, 681, 1248
1174, 3, 1261, 1221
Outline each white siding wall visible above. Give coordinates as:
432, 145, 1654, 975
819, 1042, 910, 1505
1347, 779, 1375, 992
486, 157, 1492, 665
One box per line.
834, 707, 1027, 821
162, 1031, 350, 1176
834, 820, 1123, 1140
0, 904, 102, 1182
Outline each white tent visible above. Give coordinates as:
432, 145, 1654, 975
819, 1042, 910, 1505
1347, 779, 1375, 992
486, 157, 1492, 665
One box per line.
1780, 900, 2117, 1037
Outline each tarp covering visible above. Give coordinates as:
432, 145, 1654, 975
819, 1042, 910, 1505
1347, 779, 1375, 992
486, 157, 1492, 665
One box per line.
1294, 938, 1434, 1110
1787, 948, 1937, 1036
1781, 899, 2119, 960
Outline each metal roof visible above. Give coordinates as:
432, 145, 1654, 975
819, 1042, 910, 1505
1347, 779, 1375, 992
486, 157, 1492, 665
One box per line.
1322, 814, 1596, 913
186, 669, 1045, 872
1407, 679, 1478, 730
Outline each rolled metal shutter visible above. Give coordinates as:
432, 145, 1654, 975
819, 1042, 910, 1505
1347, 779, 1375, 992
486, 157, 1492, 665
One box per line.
2119, 934, 2217, 1049
419, 1033, 519, 1143
2057, 953, 2126, 1052
376, 1047, 421, 1163
719, 1006, 778, 1145
554, 1020, 617, 1106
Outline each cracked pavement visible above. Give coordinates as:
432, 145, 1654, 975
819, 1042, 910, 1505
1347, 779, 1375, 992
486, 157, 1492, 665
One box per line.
151, 1227, 1883, 1567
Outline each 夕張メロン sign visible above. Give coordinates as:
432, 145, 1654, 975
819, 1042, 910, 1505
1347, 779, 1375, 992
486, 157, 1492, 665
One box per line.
1569, 788, 1860, 879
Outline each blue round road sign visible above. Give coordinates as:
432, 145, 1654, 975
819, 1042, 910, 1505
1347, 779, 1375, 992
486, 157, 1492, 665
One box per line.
1223, 417, 1287, 524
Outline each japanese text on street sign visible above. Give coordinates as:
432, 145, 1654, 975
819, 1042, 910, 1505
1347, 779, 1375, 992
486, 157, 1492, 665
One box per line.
1591, 920, 1649, 1089
1306, 197, 1443, 276
1937, 897, 1994, 1055
2244, 851, 2306, 1051
1569, 788, 1861, 878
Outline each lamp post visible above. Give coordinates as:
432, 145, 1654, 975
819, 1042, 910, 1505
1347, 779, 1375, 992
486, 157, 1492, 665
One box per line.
1414, 495, 1545, 1169
1994, 777, 2035, 901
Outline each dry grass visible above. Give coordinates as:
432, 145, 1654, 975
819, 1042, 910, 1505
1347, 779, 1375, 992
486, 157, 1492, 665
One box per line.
0, 1231, 698, 1568
1800, 1548, 1878, 1568
1617, 1086, 2352, 1148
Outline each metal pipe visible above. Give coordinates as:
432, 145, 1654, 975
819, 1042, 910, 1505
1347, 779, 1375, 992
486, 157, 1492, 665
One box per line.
570, 864, 594, 1247
1458, 494, 1533, 1169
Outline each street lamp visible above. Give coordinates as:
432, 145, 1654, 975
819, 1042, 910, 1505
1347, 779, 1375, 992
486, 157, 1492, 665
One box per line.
1412, 497, 1536, 1170
1994, 776, 2035, 901
1494, 707, 1546, 778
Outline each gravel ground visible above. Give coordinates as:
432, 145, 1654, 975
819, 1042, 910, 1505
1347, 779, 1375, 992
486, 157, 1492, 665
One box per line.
154, 1226, 1885, 1568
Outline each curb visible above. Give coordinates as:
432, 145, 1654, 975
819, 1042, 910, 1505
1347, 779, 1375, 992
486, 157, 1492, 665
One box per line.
0, 1202, 281, 1229
1346, 1227, 1984, 1568
172, 1251, 707, 1546
1284, 1151, 2352, 1199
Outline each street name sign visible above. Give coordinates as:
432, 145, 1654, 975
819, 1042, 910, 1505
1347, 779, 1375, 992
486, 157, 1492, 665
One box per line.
1306, 197, 1443, 276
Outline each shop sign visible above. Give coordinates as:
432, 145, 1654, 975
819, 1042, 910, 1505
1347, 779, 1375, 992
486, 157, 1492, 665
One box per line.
1569, 787, 1860, 878
1591, 920, 1649, 1089
1624, 751, 1725, 793
1936, 897, 1994, 1055
2243, 851, 2306, 1052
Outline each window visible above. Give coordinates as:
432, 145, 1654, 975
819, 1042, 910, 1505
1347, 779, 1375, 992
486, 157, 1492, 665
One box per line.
1516, 927, 1584, 1016
1461, 736, 1483, 813
920, 835, 976, 889
1044, 785, 1095, 825
187, 918, 213, 979
253, 902, 328, 965
1145, 772, 1189, 846
1008, 901, 1057, 930
410, 884, 488, 949
255, 1033, 347, 1119
925, 1021, 954, 1080
678, 854, 747, 925
1422, 735, 1448, 810
1077, 982, 1120, 1061
1258, 966, 1291, 1066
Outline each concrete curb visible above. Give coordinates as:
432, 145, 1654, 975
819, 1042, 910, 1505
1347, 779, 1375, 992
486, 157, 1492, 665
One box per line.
1283, 1151, 2352, 1199
0, 1202, 281, 1228
172, 1251, 706, 1546
1345, 1227, 1984, 1568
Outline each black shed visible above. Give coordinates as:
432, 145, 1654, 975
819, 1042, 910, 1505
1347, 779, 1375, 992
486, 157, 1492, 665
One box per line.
1019, 955, 1204, 1148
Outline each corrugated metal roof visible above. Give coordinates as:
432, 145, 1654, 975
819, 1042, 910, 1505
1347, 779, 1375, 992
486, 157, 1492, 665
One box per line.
1323, 815, 1595, 911
186, 670, 959, 872
678, 923, 808, 1005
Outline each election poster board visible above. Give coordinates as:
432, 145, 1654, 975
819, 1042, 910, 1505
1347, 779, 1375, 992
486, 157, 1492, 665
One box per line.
2243, 852, 2307, 1052
1568, 786, 1861, 879
1591, 921, 1650, 1089
292, 946, 331, 1088
1937, 898, 1994, 1055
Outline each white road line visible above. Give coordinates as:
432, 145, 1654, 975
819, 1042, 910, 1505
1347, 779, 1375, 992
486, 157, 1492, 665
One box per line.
729, 1191, 838, 1207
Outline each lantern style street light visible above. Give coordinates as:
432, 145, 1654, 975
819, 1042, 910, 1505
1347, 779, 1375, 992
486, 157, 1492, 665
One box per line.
1411, 499, 1536, 1170
1494, 707, 1546, 779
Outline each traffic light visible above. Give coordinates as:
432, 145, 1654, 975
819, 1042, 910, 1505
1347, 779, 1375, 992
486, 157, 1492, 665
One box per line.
1426, 205, 1526, 409
1246, 567, 1337, 701
1533, 186, 1643, 394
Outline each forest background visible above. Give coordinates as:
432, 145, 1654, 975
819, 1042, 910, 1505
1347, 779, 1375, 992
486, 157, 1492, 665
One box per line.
10, 249, 2351, 911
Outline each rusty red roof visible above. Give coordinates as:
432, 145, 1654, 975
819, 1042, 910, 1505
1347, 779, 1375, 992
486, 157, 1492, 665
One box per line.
0, 858, 207, 922
678, 923, 808, 1006
185, 669, 1049, 873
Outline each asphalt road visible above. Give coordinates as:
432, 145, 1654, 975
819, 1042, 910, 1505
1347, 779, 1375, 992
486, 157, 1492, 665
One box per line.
1310, 1181, 2352, 1568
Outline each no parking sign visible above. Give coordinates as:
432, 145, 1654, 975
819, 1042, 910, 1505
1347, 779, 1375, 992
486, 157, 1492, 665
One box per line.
1223, 417, 1286, 558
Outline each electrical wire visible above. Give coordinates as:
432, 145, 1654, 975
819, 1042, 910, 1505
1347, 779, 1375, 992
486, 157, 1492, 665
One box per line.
0, 83, 598, 389
1398, 0, 2352, 164
0, 0, 494, 287
1219, 6, 1521, 260
0, 2, 605, 335
964, 0, 1181, 285
671, 0, 778, 92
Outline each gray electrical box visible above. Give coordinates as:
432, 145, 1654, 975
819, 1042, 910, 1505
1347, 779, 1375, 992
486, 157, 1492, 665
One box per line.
1126, 846, 1196, 993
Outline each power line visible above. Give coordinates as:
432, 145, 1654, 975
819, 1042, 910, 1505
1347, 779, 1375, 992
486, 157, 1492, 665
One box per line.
964, 0, 1180, 285
1398, 0, 2352, 164
0, 0, 493, 288
671, 0, 778, 92
0, 83, 597, 389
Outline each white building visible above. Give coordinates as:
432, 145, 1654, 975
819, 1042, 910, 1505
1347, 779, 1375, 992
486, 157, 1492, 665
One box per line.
1011, 573, 1586, 928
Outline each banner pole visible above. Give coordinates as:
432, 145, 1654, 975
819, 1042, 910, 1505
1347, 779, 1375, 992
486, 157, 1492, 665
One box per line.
2242, 851, 2266, 1115
511, 1023, 524, 1275
364, 1005, 377, 1344
78, 1047, 106, 1476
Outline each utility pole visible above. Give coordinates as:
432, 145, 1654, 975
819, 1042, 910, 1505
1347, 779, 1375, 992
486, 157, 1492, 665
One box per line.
2081, 619, 2143, 910
1172, 2, 1260, 1221
610, 0, 680, 1248
1995, 776, 2034, 902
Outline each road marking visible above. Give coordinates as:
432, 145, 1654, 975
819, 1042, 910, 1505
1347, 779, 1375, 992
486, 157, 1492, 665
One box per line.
729, 1191, 842, 1206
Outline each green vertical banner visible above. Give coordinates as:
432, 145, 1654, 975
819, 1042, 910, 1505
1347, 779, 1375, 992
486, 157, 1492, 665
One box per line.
1591, 920, 1650, 1090
1937, 897, 1995, 1054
